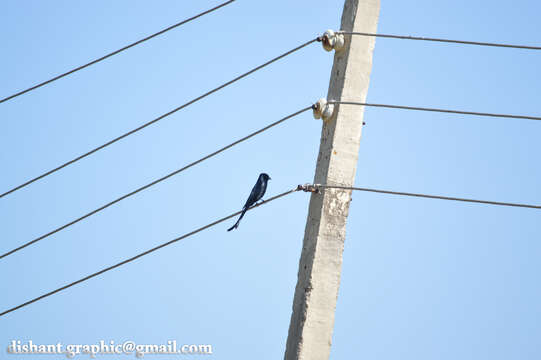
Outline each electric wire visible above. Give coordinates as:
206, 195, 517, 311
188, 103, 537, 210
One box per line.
2, 182, 538, 317
0, 187, 301, 318
0, 37, 319, 199
314, 185, 541, 209
329, 101, 541, 121
339, 31, 541, 50
0, 107, 312, 260
0, 0, 236, 104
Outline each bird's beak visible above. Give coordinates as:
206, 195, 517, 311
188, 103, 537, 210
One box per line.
269, 176, 272, 180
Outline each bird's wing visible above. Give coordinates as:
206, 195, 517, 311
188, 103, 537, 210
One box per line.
257, 179, 268, 200
244, 180, 262, 207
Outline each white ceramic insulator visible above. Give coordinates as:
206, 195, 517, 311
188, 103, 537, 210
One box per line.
321, 29, 345, 52
312, 98, 335, 122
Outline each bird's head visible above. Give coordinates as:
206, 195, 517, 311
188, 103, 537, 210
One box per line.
260, 173, 271, 181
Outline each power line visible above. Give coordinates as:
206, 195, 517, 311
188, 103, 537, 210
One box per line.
2, 182, 537, 317
0, 0, 236, 104
329, 101, 541, 121
310, 185, 541, 209
0, 38, 319, 199
0, 187, 301, 318
339, 31, 541, 51
0, 107, 311, 260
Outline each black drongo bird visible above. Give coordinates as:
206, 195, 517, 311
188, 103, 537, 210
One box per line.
227, 173, 271, 231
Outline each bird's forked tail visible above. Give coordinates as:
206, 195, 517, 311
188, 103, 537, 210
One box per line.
227, 207, 247, 231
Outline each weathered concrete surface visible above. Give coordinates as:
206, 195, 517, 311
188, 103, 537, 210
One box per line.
284, 1, 380, 359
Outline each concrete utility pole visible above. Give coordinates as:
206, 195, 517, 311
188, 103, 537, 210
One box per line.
284, 1, 380, 359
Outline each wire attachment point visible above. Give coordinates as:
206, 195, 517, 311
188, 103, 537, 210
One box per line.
297, 184, 320, 194
312, 98, 334, 122
321, 30, 345, 52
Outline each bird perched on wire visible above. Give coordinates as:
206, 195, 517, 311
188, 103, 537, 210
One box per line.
228, 173, 271, 231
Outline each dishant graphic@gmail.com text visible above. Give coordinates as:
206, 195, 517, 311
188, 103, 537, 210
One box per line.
7, 340, 212, 358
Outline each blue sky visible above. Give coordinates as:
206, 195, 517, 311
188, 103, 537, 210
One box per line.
1, 0, 540, 359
